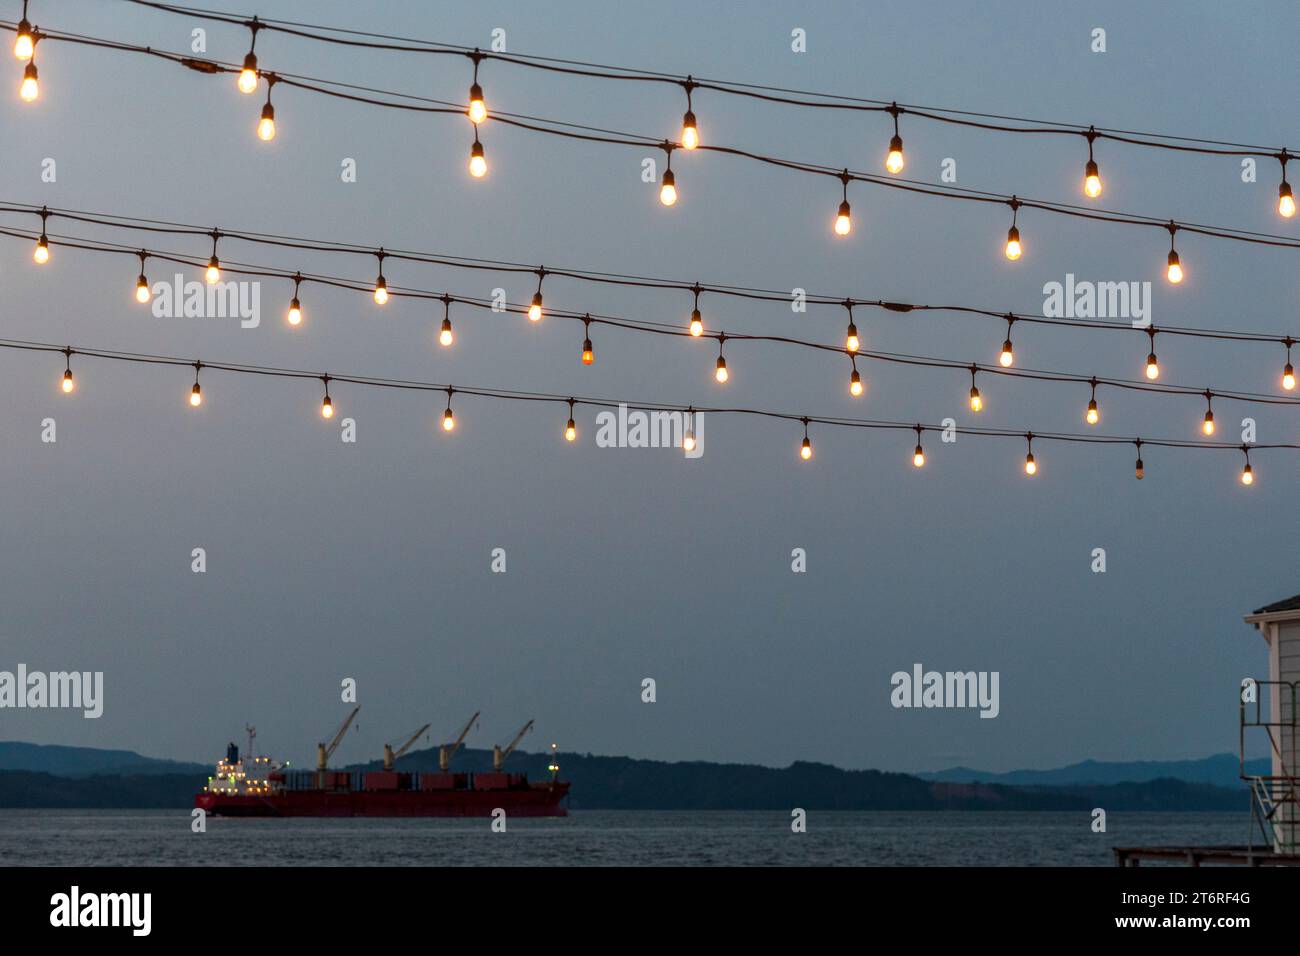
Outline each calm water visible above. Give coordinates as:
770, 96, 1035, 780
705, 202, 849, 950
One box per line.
0, 810, 1256, 866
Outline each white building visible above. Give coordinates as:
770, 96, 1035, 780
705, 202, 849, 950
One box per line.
1243, 594, 1300, 852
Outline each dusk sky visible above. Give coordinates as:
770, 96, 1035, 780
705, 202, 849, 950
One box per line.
0, 0, 1294, 773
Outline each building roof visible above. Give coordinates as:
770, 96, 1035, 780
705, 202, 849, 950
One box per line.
1254, 593, 1300, 614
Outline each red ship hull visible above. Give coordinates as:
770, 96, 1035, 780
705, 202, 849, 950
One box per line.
195, 782, 569, 818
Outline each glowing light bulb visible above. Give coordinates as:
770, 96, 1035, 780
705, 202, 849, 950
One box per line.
834, 201, 852, 236
1083, 160, 1102, 198
206, 257, 221, 284
845, 322, 860, 353
528, 293, 543, 322
469, 141, 487, 178
61, 369, 74, 394
885, 135, 905, 174
373, 277, 388, 305
1145, 353, 1160, 380
439, 318, 454, 347
14, 21, 33, 61
442, 408, 456, 431
1241, 463, 1254, 485
1280, 182, 1296, 218
683, 430, 697, 454
660, 169, 677, 206
681, 110, 698, 150
849, 369, 863, 396
19, 62, 38, 102
800, 437, 813, 460
287, 297, 302, 326
468, 83, 487, 124
257, 103, 276, 141
1024, 453, 1037, 476
190, 383, 203, 407
999, 339, 1014, 368
33, 234, 49, 264
1202, 410, 1215, 435
321, 395, 334, 419
1283, 363, 1295, 391
969, 387, 982, 412
1166, 250, 1183, 284
689, 309, 703, 337
913, 445, 925, 468
238, 53, 259, 94
1004, 226, 1021, 261
1086, 399, 1099, 425
136, 274, 152, 304
715, 355, 728, 383
581, 338, 594, 365
565, 419, 577, 442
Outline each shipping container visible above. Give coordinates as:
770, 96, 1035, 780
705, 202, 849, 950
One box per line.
364, 771, 401, 791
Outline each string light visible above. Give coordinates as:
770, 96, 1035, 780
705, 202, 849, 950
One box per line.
205, 230, 221, 284
1085, 379, 1100, 425
688, 285, 703, 337
885, 104, 905, 174
968, 367, 982, 412
1083, 127, 1102, 199
1240, 446, 1254, 485
1134, 439, 1144, 480
13, 3, 34, 61
61, 348, 74, 393
683, 407, 697, 454
19, 57, 38, 102
913, 426, 926, 468
564, 398, 577, 442
834, 171, 852, 236
257, 81, 277, 141
442, 387, 456, 431
1280, 153, 1295, 218
659, 147, 678, 206
467, 51, 487, 124
135, 251, 152, 303
1024, 433, 1037, 476
1004, 198, 1022, 261
238, 18, 260, 94
439, 295, 454, 347
680, 79, 698, 150
287, 273, 303, 326
1145, 328, 1160, 380
1166, 222, 1184, 284
1283, 338, 1295, 391
469, 135, 487, 178
800, 419, 813, 461
849, 357, 863, 397
190, 362, 203, 407
373, 251, 388, 305
529, 270, 545, 321
581, 316, 594, 365
1202, 392, 1216, 436
715, 334, 729, 383
998, 316, 1015, 367
320, 375, 333, 418
844, 301, 860, 352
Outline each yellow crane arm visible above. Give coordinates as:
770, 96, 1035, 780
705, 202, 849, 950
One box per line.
493, 719, 534, 770
392, 723, 431, 761
324, 706, 360, 762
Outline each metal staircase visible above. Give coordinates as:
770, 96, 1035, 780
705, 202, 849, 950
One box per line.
1241, 679, 1298, 853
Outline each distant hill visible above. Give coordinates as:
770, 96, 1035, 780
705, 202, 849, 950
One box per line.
918, 754, 1267, 789
0, 741, 208, 778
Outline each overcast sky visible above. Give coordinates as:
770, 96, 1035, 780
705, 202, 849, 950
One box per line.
0, 0, 1294, 773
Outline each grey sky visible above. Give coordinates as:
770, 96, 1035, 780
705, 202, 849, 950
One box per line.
0, 0, 1294, 773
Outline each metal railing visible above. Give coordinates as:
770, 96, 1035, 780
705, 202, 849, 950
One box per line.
1241, 679, 1298, 854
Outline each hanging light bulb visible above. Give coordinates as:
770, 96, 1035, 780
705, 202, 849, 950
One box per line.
849, 367, 863, 397
320, 380, 334, 419
257, 100, 276, 141
14, 18, 34, 61
1083, 160, 1102, 198
834, 200, 852, 236
529, 291, 544, 322
442, 390, 456, 432
1024, 434, 1037, 476
19, 60, 38, 102
469, 137, 487, 178
681, 110, 698, 150
689, 309, 703, 337
135, 254, 152, 303
998, 338, 1015, 367
1145, 329, 1159, 380
61, 351, 74, 394
33, 233, 49, 264
468, 83, 487, 125
885, 105, 905, 173
1280, 181, 1296, 219
287, 296, 302, 326
913, 427, 926, 468
373, 275, 388, 305
564, 400, 577, 442
659, 168, 677, 206
1202, 394, 1216, 435
582, 337, 594, 366
715, 355, 728, 383
969, 386, 982, 412
1166, 249, 1183, 284
238, 52, 259, 94
683, 409, 697, 454
1240, 448, 1254, 485
190, 380, 203, 407
439, 317, 454, 347
845, 319, 860, 353
1086, 399, 1100, 425
800, 435, 813, 461
1135, 442, 1145, 480
1283, 342, 1296, 390
1004, 226, 1022, 261
206, 256, 221, 285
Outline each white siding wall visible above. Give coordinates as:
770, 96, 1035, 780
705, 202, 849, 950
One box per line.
1273, 622, 1300, 850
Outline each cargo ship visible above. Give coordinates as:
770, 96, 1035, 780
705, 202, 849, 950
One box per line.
194, 708, 570, 818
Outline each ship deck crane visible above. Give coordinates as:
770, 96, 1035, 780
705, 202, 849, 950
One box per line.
493, 719, 534, 771
383, 723, 431, 771
316, 706, 360, 771
439, 711, 480, 771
